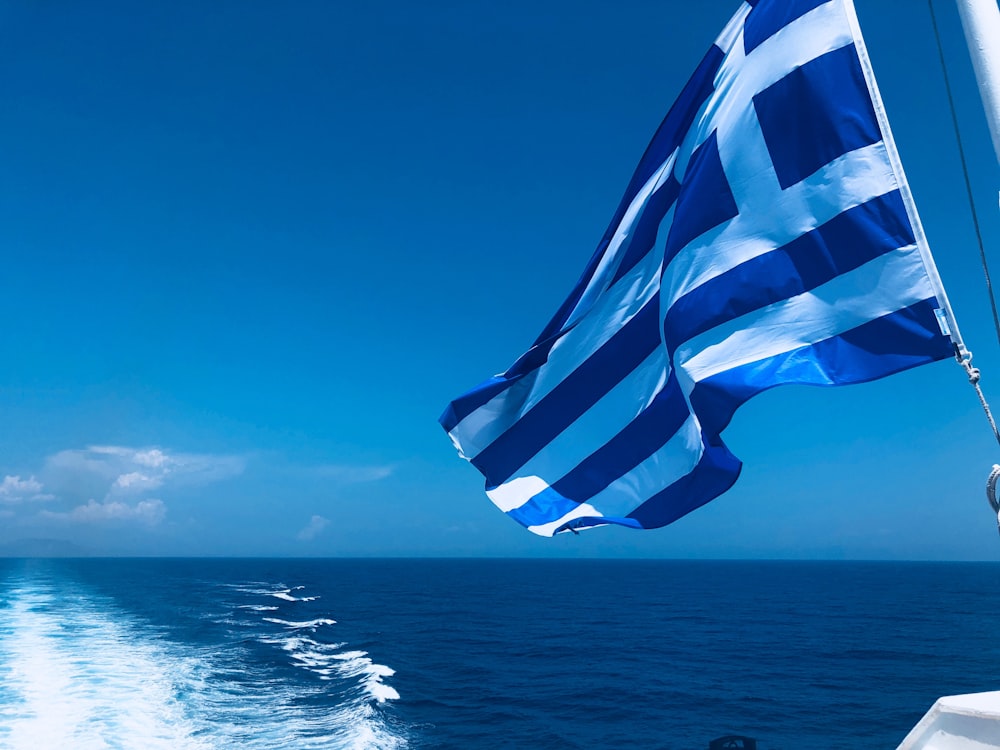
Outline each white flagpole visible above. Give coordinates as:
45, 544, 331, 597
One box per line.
955, 0, 1000, 167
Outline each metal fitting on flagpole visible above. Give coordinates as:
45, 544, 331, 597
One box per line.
959, 351, 1000, 445
986, 464, 1000, 535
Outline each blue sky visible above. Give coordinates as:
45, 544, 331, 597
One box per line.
0, 0, 998, 558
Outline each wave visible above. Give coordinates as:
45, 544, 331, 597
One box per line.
333, 651, 401, 703
270, 590, 320, 603
263, 617, 338, 629
259, 635, 399, 704
223, 579, 401, 706
223, 583, 319, 602
220, 581, 320, 608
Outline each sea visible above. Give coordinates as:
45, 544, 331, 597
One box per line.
0, 559, 998, 750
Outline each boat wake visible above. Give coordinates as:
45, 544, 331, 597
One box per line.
0, 569, 406, 749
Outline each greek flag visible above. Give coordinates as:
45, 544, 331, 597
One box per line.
440, 0, 961, 536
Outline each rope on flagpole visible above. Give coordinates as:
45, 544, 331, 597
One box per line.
961, 353, 1000, 447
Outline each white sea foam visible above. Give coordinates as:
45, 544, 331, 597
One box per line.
225, 582, 321, 603
259, 632, 401, 704
224, 583, 319, 602
0, 573, 406, 749
237, 604, 280, 612
269, 589, 320, 603
367, 681, 401, 704
0, 585, 213, 750
238, 579, 402, 706
222, 582, 279, 594
335, 653, 401, 703
262, 617, 338, 629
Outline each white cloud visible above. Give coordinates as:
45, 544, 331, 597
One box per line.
1, 475, 42, 495
0, 475, 54, 504
112, 471, 162, 492
0, 445, 251, 538
133, 449, 169, 469
20, 445, 246, 528
44, 499, 166, 526
297, 514, 331, 541
47, 445, 246, 496
0, 474, 42, 500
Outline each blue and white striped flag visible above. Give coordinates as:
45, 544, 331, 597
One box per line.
440, 0, 962, 536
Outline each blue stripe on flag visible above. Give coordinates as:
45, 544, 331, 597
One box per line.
440, 374, 518, 435
470, 297, 662, 486
625, 440, 743, 530
563, 516, 644, 532
743, 0, 830, 54
507, 487, 646, 531
663, 190, 915, 346
549, 373, 689, 503
506, 487, 580, 529
689, 299, 954, 435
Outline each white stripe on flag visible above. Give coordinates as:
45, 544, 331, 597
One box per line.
486, 475, 549, 513
677, 244, 935, 383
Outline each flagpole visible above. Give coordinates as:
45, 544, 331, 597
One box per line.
955, 0, 1000, 167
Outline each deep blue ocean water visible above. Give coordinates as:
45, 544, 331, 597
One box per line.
1, 559, 999, 749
